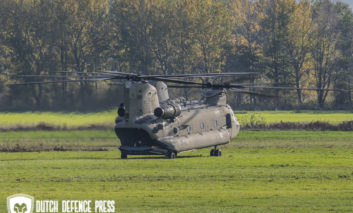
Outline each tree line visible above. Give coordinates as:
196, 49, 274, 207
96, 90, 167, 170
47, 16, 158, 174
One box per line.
0, 0, 352, 111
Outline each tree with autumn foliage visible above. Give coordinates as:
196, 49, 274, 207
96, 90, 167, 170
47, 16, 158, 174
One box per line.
0, 0, 352, 110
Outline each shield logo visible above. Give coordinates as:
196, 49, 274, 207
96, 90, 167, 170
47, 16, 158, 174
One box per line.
7, 194, 34, 213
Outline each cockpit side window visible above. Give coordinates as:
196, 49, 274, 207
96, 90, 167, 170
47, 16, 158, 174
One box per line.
226, 114, 232, 129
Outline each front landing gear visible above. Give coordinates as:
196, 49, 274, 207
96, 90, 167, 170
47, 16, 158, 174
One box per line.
121, 152, 127, 159
210, 146, 222, 157
166, 151, 177, 159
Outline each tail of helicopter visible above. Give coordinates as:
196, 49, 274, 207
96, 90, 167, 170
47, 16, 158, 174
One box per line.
115, 81, 168, 157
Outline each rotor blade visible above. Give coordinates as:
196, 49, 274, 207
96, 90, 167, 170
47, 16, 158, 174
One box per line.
72, 71, 258, 83
245, 86, 349, 92
55, 71, 120, 77
18, 74, 73, 78
140, 72, 257, 78
168, 84, 274, 97
167, 85, 203, 88
102, 70, 138, 76
169, 83, 351, 92
166, 82, 247, 88
8, 77, 115, 85
148, 77, 205, 86
229, 88, 275, 97
17, 74, 115, 79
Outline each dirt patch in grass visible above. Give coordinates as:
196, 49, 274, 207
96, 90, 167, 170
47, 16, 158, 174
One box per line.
0, 143, 109, 152
0, 122, 111, 132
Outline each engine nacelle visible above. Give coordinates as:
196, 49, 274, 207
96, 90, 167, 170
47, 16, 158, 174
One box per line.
154, 102, 181, 119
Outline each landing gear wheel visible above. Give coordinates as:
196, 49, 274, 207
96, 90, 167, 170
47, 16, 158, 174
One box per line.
215, 149, 222, 156
210, 149, 222, 157
167, 152, 176, 159
121, 152, 127, 159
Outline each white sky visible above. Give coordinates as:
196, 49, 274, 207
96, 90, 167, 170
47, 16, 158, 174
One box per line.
337, 0, 353, 9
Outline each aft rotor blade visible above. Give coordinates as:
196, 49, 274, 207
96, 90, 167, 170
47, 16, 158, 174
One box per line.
229, 88, 275, 97
141, 72, 257, 78
167, 82, 247, 88
245, 86, 349, 92
169, 83, 350, 92
168, 84, 274, 97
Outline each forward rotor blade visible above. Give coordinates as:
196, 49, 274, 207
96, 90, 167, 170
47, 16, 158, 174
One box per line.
8, 77, 115, 85
102, 71, 257, 79
149, 77, 205, 86
17, 74, 115, 79
167, 85, 203, 88
55, 71, 120, 77
18, 74, 72, 78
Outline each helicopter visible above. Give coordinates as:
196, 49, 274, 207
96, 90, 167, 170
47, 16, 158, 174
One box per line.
8, 71, 343, 159
115, 79, 239, 159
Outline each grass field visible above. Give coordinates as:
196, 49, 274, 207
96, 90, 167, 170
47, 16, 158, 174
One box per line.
0, 111, 115, 128
234, 110, 353, 125
1, 110, 353, 129
1, 130, 353, 212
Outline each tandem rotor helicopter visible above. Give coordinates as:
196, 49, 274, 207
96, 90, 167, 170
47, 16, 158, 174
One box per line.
9, 71, 340, 159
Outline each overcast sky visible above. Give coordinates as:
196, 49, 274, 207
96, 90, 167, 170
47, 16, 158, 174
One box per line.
338, 0, 353, 9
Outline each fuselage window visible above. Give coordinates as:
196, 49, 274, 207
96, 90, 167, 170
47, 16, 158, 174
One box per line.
200, 122, 205, 130
226, 114, 232, 129
214, 120, 218, 128
187, 126, 191, 134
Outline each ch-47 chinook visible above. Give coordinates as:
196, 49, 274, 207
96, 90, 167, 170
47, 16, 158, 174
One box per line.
116, 80, 240, 159
10, 71, 342, 159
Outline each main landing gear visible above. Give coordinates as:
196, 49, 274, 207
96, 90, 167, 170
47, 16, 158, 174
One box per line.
210, 146, 222, 157
121, 152, 127, 159
166, 151, 177, 159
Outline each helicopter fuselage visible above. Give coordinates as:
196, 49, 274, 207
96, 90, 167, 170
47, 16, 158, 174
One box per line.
115, 81, 240, 157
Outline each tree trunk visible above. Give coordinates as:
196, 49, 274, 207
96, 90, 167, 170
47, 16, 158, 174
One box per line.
295, 66, 302, 106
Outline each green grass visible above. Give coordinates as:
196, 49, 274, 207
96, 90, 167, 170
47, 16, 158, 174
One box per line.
235, 110, 353, 125
1, 130, 353, 212
0, 130, 117, 151
0, 111, 116, 128
1, 110, 353, 130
